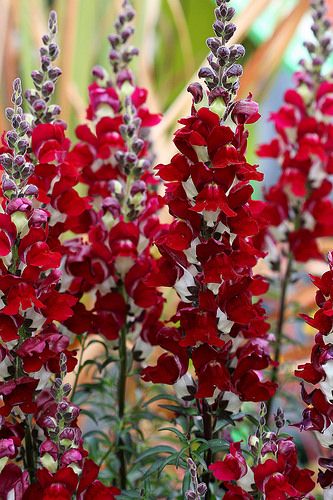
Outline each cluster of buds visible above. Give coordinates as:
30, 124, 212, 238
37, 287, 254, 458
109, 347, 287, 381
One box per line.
0, 79, 35, 203
188, 0, 245, 111
93, 0, 137, 83
300, 0, 333, 93
25, 11, 61, 124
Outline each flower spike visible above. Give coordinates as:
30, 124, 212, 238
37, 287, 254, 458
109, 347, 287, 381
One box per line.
25, 11, 62, 124
92, 0, 138, 86
0, 78, 36, 203
301, 0, 333, 88
189, 0, 245, 115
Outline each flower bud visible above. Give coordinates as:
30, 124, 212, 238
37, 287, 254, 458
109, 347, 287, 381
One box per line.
62, 384, 72, 396
6, 131, 18, 148
31, 70, 43, 85
48, 67, 62, 80
23, 184, 38, 197
42, 81, 55, 97
33, 99, 47, 113
185, 492, 196, 500
132, 138, 144, 153
2, 176, 17, 196
224, 23, 237, 41
187, 82, 204, 104
29, 208, 49, 227
197, 483, 207, 496
5, 107, 14, 121
0, 154, 13, 170
206, 37, 221, 55
48, 42, 59, 60
198, 67, 215, 80
131, 180, 146, 196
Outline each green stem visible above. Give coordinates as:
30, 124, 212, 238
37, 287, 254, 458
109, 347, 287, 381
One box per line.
24, 418, 36, 483
70, 334, 87, 402
200, 400, 213, 500
117, 326, 127, 490
266, 254, 293, 420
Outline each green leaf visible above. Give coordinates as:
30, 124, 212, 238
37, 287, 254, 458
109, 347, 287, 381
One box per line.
159, 427, 188, 443
136, 445, 177, 463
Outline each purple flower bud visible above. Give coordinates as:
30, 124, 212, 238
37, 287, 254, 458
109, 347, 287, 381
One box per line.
121, 27, 134, 43
42, 34, 50, 45
61, 449, 83, 467
132, 139, 144, 154
29, 208, 49, 227
6, 131, 17, 148
48, 67, 62, 80
224, 23, 237, 41
41, 55, 51, 71
2, 176, 17, 193
117, 69, 133, 87
17, 139, 29, 154
0, 154, 13, 169
226, 7, 236, 21
198, 67, 215, 80
108, 34, 121, 48
0, 438, 16, 459
11, 115, 21, 129
40, 439, 58, 460
21, 163, 35, 179
126, 152, 137, 164
187, 82, 204, 104
58, 401, 70, 412
126, 8, 135, 21
23, 184, 38, 197
92, 65, 106, 80
20, 121, 31, 135
42, 81, 55, 97
207, 37, 221, 55
69, 405, 80, 420
229, 44, 245, 60
13, 155, 25, 168
43, 416, 57, 430
62, 383, 72, 396
217, 46, 230, 61
103, 197, 121, 218
48, 105, 61, 116
185, 491, 196, 500
33, 99, 47, 113
131, 180, 146, 196
5, 108, 14, 121
225, 63, 243, 79
13, 78, 21, 92
213, 20, 225, 36
54, 377, 62, 388
59, 427, 75, 442
31, 70, 43, 85
48, 43, 59, 59
109, 49, 120, 61
197, 483, 207, 495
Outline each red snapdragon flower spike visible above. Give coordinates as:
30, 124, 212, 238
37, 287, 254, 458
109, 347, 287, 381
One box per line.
296, 252, 333, 492
62, 57, 165, 356
142, 101, 276, 405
